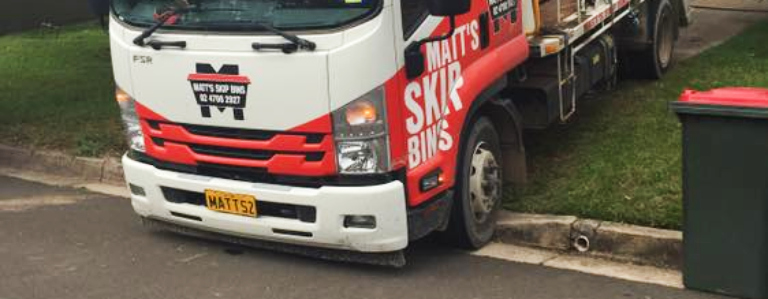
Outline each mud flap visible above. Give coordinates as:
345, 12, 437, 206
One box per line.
407, 190, 454, 241
140, 217, 407, 268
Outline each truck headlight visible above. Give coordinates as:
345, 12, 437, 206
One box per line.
116, 87, 145, 153
332, 86, 390, 174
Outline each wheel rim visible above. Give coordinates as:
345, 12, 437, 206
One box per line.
468, 141, 501, 224
657, 10, 674, 68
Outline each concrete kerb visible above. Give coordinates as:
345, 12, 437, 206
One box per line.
495, 211, 683, 270
0, 144, 123, 186
0, 144, 34, 169
101, 156, 125, 186
1, 144, 683, 269
496, 212, 578, 251
591, 221, 683, 269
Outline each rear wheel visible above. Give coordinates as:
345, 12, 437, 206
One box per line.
445, 116, 503, 249
621, 0, 677, 79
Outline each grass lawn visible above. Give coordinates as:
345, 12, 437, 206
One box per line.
505, 21, 768, 229
0, 23, 123, 156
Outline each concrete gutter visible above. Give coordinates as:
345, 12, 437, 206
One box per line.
0, 144, 682, 270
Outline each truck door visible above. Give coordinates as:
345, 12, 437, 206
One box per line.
392, 0, 528, 207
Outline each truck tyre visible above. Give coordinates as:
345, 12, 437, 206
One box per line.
445, 116, 503, 249
635, 0, 677, 79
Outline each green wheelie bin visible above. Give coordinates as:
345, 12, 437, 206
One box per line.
672, 88, 768, 299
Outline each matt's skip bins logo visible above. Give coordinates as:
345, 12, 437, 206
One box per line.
188, 63, 251, 121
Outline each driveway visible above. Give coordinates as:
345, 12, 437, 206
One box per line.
675, 0, 768, 60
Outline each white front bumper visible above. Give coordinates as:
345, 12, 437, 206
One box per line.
122, 155, 408, 252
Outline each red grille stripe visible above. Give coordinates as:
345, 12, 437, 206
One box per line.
146, 122, 333, 153
136, 101, 336, 177
150, 141, 335, 176
187, 73, 251, 84
136, 102, 168, 121
288, 114, 333, 134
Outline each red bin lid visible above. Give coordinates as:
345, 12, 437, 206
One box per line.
679, 88, 768, 109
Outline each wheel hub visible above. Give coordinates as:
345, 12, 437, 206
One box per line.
469, 142, 501, 223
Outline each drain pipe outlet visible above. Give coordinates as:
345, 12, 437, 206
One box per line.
573, 235, 591, 253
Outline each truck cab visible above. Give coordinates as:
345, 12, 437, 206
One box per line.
110, 0, 686, 265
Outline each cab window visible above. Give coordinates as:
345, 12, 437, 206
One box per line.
400, 0, 428, 38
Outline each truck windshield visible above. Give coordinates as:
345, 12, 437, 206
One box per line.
112, 0, 381, 31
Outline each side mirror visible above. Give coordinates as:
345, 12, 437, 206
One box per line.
404, 0, 470, 79
405, 0, 469, 79
405, 43, 425, 79
426, 0, 471, 16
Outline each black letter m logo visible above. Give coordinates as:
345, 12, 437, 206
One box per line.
188, 63, 251, 121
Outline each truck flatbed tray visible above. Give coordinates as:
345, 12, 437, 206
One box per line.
529, 0, 640, 57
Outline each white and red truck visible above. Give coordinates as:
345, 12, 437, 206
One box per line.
109, 0, 691, 265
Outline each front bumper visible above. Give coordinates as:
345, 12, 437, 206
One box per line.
122, 155, 408, 252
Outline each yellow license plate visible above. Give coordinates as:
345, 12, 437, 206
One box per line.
205, 189, 257, 217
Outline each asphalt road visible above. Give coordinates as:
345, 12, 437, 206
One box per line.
0, 175, 730, 299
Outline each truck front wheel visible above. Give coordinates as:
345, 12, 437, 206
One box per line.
445, 116, 503, 249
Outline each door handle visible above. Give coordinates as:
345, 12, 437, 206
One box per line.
479, 12, 491, 49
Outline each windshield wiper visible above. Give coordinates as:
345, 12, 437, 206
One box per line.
132, 6, 245, 47
248, 22, 316, 54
